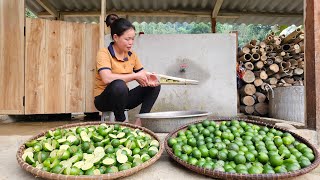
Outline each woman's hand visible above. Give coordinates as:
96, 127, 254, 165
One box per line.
147, 73, 160, 87
135, 71, 148, 87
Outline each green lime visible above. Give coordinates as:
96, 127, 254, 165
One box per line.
227, 143, 239, 151
270, 155, 283, 167
33, 143, 43, 152
182, 145, 193, 155
248, 165, 263, 174
51, 164, 64, 174
202, 120, 210, 127
179, 154, 189, 161
81, 142, 90, 152
217, 151, 227, 161
274, 165, 287, 173
188, 157, 198, 165
187, 138, 197, 147
286, 163, 301, 172
299, 156, 311, 168
192, 149, 202, 159
245, 152, 255, 162
234, 154, 246, 165
258, 152, 269, 164
282, 136, 294, 146
113, 124, 120, 131
111, 139, 120, 148
303, 152, 315, 161
207, 148, 217, 159
25, 140, 37, 148
119, 163, 131, 171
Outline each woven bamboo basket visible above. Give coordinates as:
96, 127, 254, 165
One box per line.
165, 117, 320, 180
17, 121, 164, 180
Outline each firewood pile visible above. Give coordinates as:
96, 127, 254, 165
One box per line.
238, 28, 304, 116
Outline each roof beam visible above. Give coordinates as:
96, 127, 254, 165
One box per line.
37, 10, 302, 19
212, 0, 224, 18
36, 0, 59, 18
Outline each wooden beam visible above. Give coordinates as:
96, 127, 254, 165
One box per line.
212, 0, 224, 18
211, 18, 216, 33
305, 0, 320, 132
100, 0, 106, 49
37, 10, 302, 19
36, 0, 59, 18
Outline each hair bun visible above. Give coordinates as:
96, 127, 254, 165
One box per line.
105, 14, 119, 27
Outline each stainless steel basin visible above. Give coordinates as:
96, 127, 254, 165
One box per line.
136, 111, 211, 133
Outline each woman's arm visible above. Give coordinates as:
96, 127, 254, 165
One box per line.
99, 69, 149, 86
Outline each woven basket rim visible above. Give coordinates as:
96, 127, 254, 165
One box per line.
164, 117, 320, 180
16, 121, 164, 180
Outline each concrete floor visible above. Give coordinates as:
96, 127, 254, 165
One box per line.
0, 115, 319, 180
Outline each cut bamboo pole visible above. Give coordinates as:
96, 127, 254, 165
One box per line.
254, 92, 266, 103
297, 59, 304, 68
293, 34, 304, 44
251, 53, 260, 62
260, 41, 267, 48
241, 96, 255, 106
254, 102, 268, 115
240, 84, 256, 96
240, 105, 255, 114
266, 77, 278, 85
265, 59, 274, 66
254, 61, 264, 70
293, 68, 304, 75
261, 55, 268, 61
283, 28, 302, 43
280, 61, 291, 72
289, 59, 298, 68
267, 64, 280, 75
239, 54, 252, 62
273, 73, 281, 80
283, 77, 295, 84
274, 56, 283, 63
242, 70, 255, 83
239, 47, 250, 57
257, 70, 268, 80
254, 78, 263, 87
244, 62, 254, 70
244, 40, 257, 48
282, 44, 291, 52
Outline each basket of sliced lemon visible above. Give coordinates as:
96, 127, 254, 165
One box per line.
165, 118, 320, 179
17, 121, 163, 179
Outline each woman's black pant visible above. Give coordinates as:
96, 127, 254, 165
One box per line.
94, 79, 161, 121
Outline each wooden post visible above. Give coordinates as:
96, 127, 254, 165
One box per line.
305, 0, 320, 132
211, 18, 216, 33
99, 0, 106, 48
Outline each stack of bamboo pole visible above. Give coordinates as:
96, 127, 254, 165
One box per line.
238, 28, 304, 116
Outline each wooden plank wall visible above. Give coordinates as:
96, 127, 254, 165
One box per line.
0, 0, 25, 114
85, 24, 100, 112
25, 18, 99, 114
25, 18, 46, 114
65, 23, 86, 113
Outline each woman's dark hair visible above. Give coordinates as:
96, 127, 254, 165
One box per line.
105, 14, 119, 27
107, 16, 135, 39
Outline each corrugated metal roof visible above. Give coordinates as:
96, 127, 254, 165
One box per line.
26, 0, 303, 25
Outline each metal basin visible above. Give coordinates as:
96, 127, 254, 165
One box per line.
136, 111, 211, 133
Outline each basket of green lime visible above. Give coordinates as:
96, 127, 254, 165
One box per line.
17, 121, 163, 179
165, 118, 320, 179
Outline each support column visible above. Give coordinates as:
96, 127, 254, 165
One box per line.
211, 18, 216, 33
99, 0, 106, 48
305, 0, 320, 133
